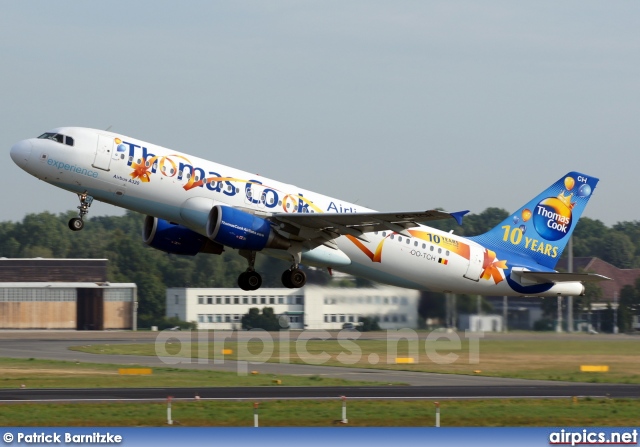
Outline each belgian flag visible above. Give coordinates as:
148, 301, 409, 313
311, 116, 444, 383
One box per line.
438, 258, 448, 265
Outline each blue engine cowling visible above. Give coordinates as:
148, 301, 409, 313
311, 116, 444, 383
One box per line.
143, 216, 224, 256
206, 205, 290, 251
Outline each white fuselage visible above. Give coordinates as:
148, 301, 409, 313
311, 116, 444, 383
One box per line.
10, 127, 584, 297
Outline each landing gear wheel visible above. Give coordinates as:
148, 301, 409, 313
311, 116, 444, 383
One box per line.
238, 271, 262, 291
281, 270, 294, 288
68, 217, 84, 232
281, 268, 306, 289
68, 192, 93, 232
246, 271, 262, 290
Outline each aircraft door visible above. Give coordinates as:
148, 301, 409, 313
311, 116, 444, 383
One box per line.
93, 135, 113, 171
464, 245, 484, 281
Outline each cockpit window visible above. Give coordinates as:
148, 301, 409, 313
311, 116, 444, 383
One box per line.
38, 132, 73, 146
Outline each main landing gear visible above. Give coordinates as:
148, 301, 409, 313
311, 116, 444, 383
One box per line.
281, 249, 306, 289
238, 250, 263, 291
281, 268, 306, 289
68, 192, 93, 232
237, 250, 307, 291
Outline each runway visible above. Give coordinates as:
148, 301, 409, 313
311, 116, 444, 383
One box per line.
0, 331, 639, 399
2, 384, 640, 403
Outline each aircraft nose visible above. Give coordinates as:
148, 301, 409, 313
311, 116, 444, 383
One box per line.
10, 139, 32, 168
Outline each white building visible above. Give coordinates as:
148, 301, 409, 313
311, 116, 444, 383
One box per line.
458, 314, 503, 332
166, 286, 420, 330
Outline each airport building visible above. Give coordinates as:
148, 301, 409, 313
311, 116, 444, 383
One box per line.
166, 285, 420, 330
0, 259, 137, 330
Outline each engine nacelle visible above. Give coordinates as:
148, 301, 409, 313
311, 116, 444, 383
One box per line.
206, 205, 290, 251
143, 216, 224, 256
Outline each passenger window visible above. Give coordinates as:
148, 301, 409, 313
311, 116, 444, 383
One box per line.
390, 234, 394, 240
422, 243, 426, 249
414, 241, 418, 247
65, 136, 74, 146
398, 236, 402, 242
406, 239, 410, 244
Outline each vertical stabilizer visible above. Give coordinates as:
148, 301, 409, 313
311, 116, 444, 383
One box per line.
469, 172, 599, 269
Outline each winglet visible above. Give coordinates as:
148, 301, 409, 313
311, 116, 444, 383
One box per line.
450, 210, 469, 226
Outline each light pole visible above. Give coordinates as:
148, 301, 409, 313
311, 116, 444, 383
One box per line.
567, 236, 573, 332
556, 295, 563, 333
613, 291, 619, 334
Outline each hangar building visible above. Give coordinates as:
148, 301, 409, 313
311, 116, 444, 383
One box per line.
0, 259, 137, 330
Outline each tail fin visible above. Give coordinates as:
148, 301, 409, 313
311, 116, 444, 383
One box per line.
469, 172, 599, 269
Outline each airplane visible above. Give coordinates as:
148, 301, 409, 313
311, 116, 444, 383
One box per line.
10, 127, 609, 294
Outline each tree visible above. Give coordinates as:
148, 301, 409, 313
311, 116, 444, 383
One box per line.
618, 284, 640, 332
571, 217, 608, 259
601, 232, 635, 269
357, 316, 381, 331
241, 307, 283, 331
418, 291, 446, 321
601, 303, 615, 333
612, 221, 640, 267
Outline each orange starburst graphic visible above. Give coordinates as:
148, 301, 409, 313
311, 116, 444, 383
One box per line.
480, 249, 507, 284
130, 158, 152, 182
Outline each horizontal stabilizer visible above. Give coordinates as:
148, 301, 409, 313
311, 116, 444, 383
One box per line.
511, 268, 611, 285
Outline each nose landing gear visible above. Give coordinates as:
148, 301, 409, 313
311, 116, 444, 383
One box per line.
68, 192, 93, 232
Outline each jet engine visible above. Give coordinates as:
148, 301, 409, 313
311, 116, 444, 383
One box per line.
143, 216, 224, 256
206, 205, 290, 251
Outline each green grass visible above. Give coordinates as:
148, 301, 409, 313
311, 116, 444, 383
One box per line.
0, 357, 400, 389
1, 398, 638, 427
69, 336, 640, 383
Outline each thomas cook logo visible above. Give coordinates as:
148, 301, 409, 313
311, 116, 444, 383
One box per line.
533, 192, 574, 241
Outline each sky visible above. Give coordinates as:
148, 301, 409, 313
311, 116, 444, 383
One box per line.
2, 1, 639, 227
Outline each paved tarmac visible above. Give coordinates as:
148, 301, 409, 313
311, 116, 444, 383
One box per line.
0, 330, 638, 391
1, 384, 639, 403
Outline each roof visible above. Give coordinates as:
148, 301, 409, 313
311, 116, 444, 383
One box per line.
0, 282, 136, 288
556, 257, 640, 300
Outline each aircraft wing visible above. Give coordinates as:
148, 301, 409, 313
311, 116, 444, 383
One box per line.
270, 209, 468, 242
513, 270, 611, 284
